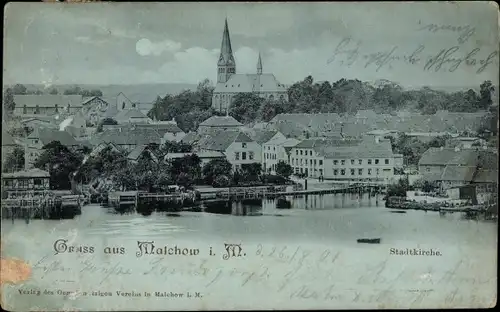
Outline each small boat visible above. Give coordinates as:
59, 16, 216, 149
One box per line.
357, 238, 381, 244
390, 210, 407, 214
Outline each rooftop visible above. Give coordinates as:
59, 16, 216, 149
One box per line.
14, 95, 83, 108
199, 116, 243, 127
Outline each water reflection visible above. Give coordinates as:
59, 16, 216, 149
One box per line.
199, 193, 385, 216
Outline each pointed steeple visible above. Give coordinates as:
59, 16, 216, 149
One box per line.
218, 18, 234, 66
257, 52, 263, 75
217, 18, 236, 83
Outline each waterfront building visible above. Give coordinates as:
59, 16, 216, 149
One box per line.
197, 130, 261, 171
1, 168, 50, 197
289, 137, 400, 181
13, 95, 83, 118
211, 19, 288, 114
262, 136, 300, 174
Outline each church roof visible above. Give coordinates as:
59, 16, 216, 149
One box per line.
199, 116, 243, 127
214, 73, 287, 93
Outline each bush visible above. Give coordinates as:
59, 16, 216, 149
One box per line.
261, 174, 287, 185
212, 175, 230, 188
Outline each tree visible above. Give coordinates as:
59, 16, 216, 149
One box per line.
3, 88, 15, 115
387, 178, 409, 197
275, 161, 293, 179
203, 159, 232, 185
2, 147, 25, 172
427, 135, 450, 148
229, 93, 264, 124
160, 141, 192, 154
479, 80, 494, 110
63, 86, 82, 95
34, 141, 84, 190
49, 88, 59, 95
12, 84, 27, 95
240, 163, 262, 181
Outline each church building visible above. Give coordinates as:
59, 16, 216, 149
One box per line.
212, 19, 288, 114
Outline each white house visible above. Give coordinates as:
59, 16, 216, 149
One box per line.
198, 131, 261, 171
262, 136, 300, 174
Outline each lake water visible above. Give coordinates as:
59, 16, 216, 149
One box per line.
1, 193, 497, 310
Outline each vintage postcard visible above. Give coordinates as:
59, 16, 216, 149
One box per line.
1, 1, 498, 310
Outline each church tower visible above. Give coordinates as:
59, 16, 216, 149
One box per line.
257, 52, 263, 75
217, 19, 236, 83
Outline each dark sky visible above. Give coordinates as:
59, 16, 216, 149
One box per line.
3, 2, 499, 88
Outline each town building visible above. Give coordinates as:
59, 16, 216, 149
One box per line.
197, 130, 261, 171
262, 136, 300, 174
24, 128, 84, 169
197, 115, 243, 135
127, 145, 160, 164
1, 130, 22, 169
289, 137, 401, 181
1, 168, 50, 197
113, 108, 153, 124
90, 126, 163, 152
211, 19, 288, 114
102, 122, 186, 143
13, 95, 83, 118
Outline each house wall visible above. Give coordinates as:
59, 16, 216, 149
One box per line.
289, 147, 326, 178
14, 106, 81, 118
322, 156, 396, 181
225, 141, 262, 171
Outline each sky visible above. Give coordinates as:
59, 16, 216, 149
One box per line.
3, 2, 499, 89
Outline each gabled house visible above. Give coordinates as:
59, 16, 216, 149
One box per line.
198, 131, 261, 171
127, 145, 159, 164
113, 108, 152, 124
24, 128, 82, 169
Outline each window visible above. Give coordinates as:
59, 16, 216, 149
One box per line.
313, 159, 316, 165
132, 103, 136, 108
122, 102, 125, 109
319, 160, 323, 165
300, 150, 303, 155
385, 159, 389, 165
295, 167, 299, 174
310, 159, 313, 165
351, 159, 355, 165
358, 169, 363, 175
333, 160, 338, 165
242, 143, 247, 148
334, 169, 338, 175
368, 159, 372, 165
23, 105, 27, 114
34, 179, 42, 186
296, 150, 298, 155
341, 169, 346, 176
375, 159, 379, 165
358, 159, 362, 165
249, 151, 254, 160
368, 169, 372, 175
242, 152, 247, 160
55, 104, 58, 113
376, 168, 380, 175
35, 105, 40, 114
309, 151, 312, 156
350, 169, 355, 175
235, 152, 240, 160
341, 160, 345, 165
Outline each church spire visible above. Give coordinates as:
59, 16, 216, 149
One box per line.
217, 18, 236, 83
257, 52, 263, 75
219, 18, 234, 65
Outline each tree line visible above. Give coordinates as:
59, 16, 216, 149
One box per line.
147, 76, 496, 132
29, 140, 295, 191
